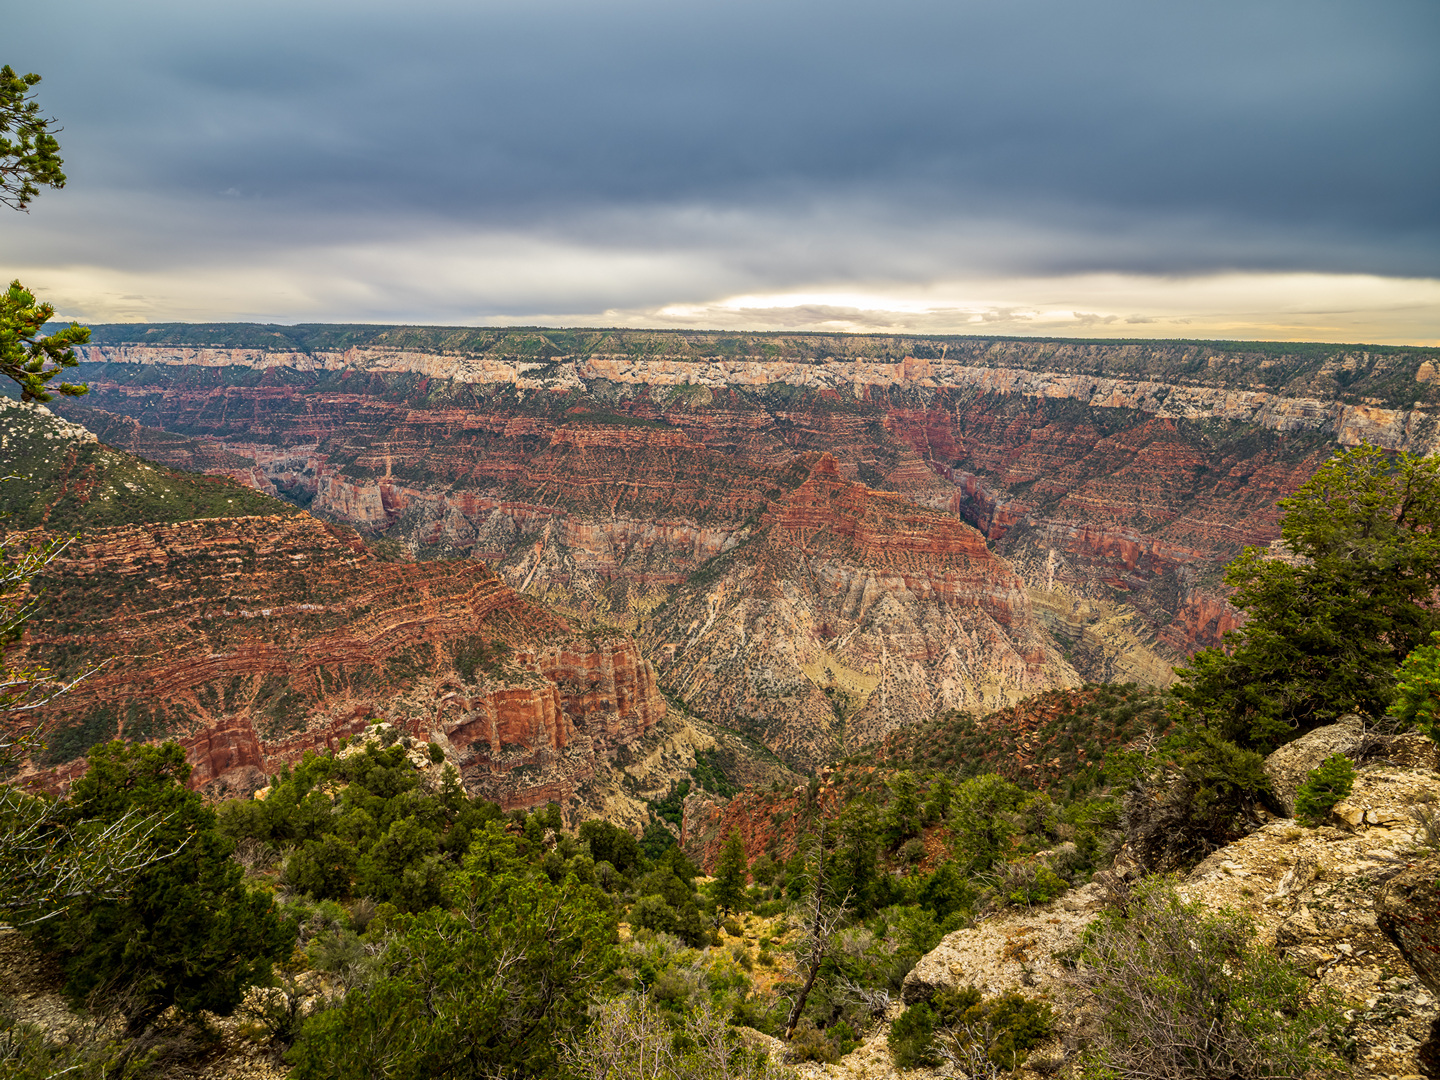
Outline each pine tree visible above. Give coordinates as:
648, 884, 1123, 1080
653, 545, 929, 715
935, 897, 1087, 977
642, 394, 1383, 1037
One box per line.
712, 828, 748, 914
1174, 444, 1440, 750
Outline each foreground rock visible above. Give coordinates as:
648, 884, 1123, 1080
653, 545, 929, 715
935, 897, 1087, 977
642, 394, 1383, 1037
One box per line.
1378, 853, 1440, 998
837, 740, 1440, 1080
902, 884, 1104, 1007
1263, 715, 1368, 815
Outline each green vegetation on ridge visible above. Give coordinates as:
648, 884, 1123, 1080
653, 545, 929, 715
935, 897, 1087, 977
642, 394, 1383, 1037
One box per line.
0, 401, 293, 532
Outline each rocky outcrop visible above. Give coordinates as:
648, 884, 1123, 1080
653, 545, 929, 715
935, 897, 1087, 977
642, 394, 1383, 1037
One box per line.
880, 747, 1440, 1080
14, 514, 665, 810
1378, 854, 1440, 998
902, 883, 1105, 1004
1262, 716, 1367, 816
646, 455, 1073, 768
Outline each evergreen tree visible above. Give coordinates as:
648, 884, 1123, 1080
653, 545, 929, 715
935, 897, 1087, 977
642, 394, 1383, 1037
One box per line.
0, 68, 88, 401
830, 800, 880, 911
0, 65, 67, 210
37, 742, 294, 1036
288, 824, 615, 1080
881, 770, 921, 846
1175, 444, 1440, 750
712, 828, 748, 914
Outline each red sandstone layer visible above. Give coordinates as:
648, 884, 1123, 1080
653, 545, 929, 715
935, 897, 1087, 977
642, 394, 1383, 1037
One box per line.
16, 514, 663, 808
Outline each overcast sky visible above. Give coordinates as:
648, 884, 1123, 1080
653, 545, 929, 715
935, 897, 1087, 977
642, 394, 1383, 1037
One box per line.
4, 0, 1437, 342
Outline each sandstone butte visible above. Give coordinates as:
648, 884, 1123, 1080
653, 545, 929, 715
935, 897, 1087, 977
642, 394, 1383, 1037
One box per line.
35, 331, 1440, 775
13, 509, 665, 811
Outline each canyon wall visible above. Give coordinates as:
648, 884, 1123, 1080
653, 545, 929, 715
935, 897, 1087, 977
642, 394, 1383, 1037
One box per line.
13, 509, 664, 808
73, 341, 1440, 454
49, 331, 1439, 769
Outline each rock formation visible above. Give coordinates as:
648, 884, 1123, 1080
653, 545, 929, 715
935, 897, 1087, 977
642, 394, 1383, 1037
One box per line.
886, 733, 1440, 1080
1378, 854, 1440, 1000
48, 329, 1440, 764
14, 512, 665, 809
647, 454, 1071, 768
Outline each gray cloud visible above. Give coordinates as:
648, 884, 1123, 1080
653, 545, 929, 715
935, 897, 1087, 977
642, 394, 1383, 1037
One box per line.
2, 0, 1437, 325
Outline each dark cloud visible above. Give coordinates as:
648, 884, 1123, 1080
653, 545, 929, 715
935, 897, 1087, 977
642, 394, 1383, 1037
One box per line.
2, 0, 1437, 313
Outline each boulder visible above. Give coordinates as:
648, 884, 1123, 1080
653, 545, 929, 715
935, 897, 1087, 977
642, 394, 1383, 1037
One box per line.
901, 883, 1104, 1005
1263, 715, 1366, 816
1377, 853, 1440, 997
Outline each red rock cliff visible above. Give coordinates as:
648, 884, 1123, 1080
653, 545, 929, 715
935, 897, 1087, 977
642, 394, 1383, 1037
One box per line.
17, 514, 663, 808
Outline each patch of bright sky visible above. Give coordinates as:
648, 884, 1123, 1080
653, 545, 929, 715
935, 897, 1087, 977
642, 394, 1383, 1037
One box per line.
23, 252, 1440, 346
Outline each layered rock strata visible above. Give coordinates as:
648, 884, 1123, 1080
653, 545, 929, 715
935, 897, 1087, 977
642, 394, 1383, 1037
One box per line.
53, 333, 1433, 755
14, 513, 664, 808
72, 341, 1440, 449
645, 455, 1073, 768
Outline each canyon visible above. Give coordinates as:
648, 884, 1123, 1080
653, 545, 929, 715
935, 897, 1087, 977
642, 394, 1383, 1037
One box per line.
4, 402, 674, 811
19, 508, 668, 812
26, 327, 1440, 778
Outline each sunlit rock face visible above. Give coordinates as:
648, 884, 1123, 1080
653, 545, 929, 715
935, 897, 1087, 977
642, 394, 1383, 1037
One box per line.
644, 454, 1072, 769
57, 331, 1435, 765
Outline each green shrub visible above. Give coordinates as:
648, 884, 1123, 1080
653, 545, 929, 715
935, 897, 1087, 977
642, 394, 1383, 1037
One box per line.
971, 992, 1053, 1070
992, 861, 1069, 908
426, 742, 445, 764
630, 894, 680, 937
928, 986, 1052, 1070
650, 967, 693, 1010
287, 826, 614, 1080
930, 985, 982, 1025
1294, 754, 1355, 826
887, 1003, 938, 1069
1122, 728, 1271, 872
34, 742, 294, 1037
788, 1021, 839, 1064
1391, 630, 1440, 742
829, 1020, 860, 1057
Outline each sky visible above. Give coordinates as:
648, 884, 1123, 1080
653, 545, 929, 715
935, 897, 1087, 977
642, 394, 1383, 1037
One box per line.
3, 0, 1438, 344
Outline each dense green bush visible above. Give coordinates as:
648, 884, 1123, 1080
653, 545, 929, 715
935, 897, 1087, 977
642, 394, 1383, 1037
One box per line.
1389, 630, 1440, 743
287, 824, 615, 1080
887, 1002, 938, 1069
216, 744, 504, 910
1294, 754, 1355, 826
894, 986, 1053, 1072
1121, 728, 1270, 872
33, 742, 294, 1037
948, 774, 1026, 872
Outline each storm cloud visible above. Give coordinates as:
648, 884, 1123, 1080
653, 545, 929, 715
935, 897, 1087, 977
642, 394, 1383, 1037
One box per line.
3, 0, 1437, 337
